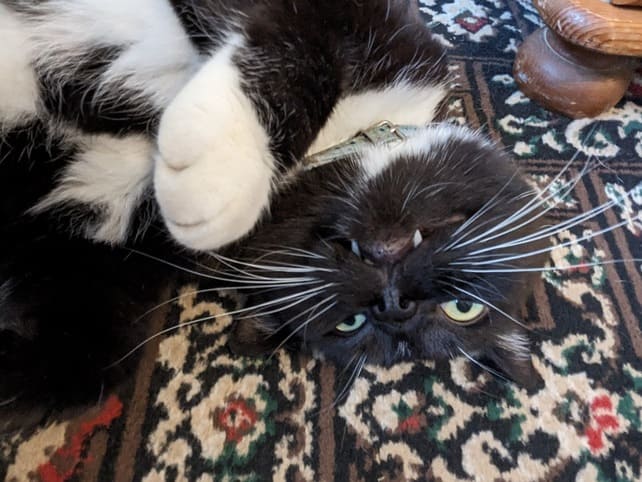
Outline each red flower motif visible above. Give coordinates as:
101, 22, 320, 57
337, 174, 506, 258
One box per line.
567, 259, 593, 274
584, 394, 620, 454
216, 398, 258, 444
37, 395, 123, 482
454, 11, 489, 34
398, 414, 423, 433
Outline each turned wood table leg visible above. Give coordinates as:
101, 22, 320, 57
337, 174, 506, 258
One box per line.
514, 27, 638, 119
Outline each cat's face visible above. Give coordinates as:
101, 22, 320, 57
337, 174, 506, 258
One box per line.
228, 125, 547, 386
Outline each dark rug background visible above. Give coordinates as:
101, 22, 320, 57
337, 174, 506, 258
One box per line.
2, 1, 642, 480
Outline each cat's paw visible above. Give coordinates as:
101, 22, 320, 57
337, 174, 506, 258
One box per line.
154, 46, 274, 251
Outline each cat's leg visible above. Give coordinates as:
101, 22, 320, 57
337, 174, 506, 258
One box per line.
154, 35, 276, 251
6, 0, 199, 134
0, 4, 39, 127
155, 4, 348, 251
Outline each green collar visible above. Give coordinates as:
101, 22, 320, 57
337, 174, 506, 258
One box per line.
302, 121, 418, 171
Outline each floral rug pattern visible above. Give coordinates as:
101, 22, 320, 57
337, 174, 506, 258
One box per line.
2, 1, 641, 481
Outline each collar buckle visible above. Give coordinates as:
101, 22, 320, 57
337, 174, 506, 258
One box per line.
303, 120, 413, 171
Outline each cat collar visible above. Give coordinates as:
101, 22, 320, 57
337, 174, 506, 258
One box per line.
302, 121, 418, 171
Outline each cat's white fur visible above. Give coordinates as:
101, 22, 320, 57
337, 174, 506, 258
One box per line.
357, 124, 484, 181
496, 332, 531, 360
307, 83, 447, 155
155, 34, 276, 250
33, 134, 154, 243
24, 0, 199, 109
0, 5, 38, 125
3, 0, 450, 250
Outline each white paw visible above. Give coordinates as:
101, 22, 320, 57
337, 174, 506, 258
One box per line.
154, 37, 274, 251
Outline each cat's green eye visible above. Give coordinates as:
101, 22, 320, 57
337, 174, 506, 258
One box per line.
336, 313, 368, 333
440, 300, 487, 325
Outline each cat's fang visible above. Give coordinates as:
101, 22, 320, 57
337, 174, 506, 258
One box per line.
351, 239, 361, 258
412, 229, 423, 248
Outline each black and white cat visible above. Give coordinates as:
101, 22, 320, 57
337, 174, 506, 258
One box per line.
0, 0, 585, 426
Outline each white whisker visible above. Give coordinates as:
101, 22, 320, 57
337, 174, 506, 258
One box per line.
333, 354, 367, 408
461, 185, 622, 258
443, 171, 522, 250
449, 157, 591, 251
268, 298, 338, 359
107, 283, 335, 368
235, 289, 330, 321
454, 218, 632, 267
457, 347, 510, 383
130, 283, 321, 326
211, 252, 336, 273
246, 248, 325, 261
262, 294, 338, 334
444, 274, 507, 302
127, 249, 316, 285
450, 258, 642, 274
254, 245, 327, 260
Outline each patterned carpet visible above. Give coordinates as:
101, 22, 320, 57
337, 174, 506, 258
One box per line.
2, 1, 642, 481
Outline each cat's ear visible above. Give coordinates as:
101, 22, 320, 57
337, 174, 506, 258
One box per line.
228, 317, 282, 356
489, 334, 543, 390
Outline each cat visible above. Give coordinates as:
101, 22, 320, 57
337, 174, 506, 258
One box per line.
0, 0, 605, 430
224, 123, 549, 389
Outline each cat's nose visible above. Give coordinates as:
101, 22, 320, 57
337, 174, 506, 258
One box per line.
372, 288, 417, 322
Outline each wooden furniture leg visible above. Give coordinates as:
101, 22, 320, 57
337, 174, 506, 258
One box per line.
514, 27, 637, 119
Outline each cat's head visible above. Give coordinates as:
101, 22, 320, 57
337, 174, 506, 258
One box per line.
227, 124, 547, 387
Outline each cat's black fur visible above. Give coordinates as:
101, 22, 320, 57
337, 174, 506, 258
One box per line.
1, 0, 545, 430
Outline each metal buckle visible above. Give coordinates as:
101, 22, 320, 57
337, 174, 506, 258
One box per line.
302, 121, 411, 172
355, 120, 407, 145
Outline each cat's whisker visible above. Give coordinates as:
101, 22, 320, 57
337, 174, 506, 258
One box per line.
323, 193, 361, 212
267, 298, 338, 361
244, 247, 328, 263
127, 249, 317, 285
455, 217, 633, 267
451, 258, 642, 274
444, 275, 507, 302
206, 253, 278, 281
460, 185, 626, 258
107, 283, 335, 368
444, 170, 522, 248
449, 157, 592, 252
211, 252, 336, 273
480, 156, 593, 234
266, 245, 328, 260
194, 258, 320, 284
404, 181, 465, 207
236, 258, 333, 273
311, 352, 365, 416
130, 284, 318, 326
443, 212, 518, 253
235, 290, 331, 321
457, 208, 615, 263
446, 152, 593, 252
437, 280, 530, 330
457, 347, 510, 384
260, 294, 338, 335
332, 354, 367, 409
0, 394, 20, 408
400, 181, 421, 213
